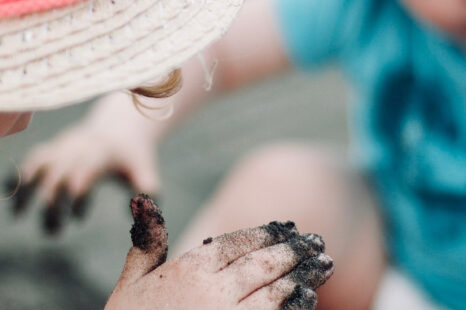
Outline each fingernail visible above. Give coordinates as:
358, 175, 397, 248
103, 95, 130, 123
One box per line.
281, 285, 318, 310
262, 221, 299, 244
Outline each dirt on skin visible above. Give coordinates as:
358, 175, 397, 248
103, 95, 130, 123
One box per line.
129, 198, 334, 310
289, 254, 334, 290
262, 221, 299, 243
129, 194, 168, 267
280, 238, 334, 310
281, 285, 317, 310
259, 222, 334, 310
203, 237, 213, 245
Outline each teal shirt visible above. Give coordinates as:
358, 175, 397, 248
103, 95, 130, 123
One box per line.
274, 0, 466, 309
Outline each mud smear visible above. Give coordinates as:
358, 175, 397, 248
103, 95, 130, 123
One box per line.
287, 234, 325, 261
129, 194, 168, 268
262, 221, 299, 244
203, 237, 213, 245
289, 254, 334, 290
279, 231, 333, 310
281, 285, 317, 310
130, 194, 165, 249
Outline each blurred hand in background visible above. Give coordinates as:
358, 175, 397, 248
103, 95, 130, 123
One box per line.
8, 93, 160, 234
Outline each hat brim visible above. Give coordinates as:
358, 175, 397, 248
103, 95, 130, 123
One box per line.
0, 0, 243, 111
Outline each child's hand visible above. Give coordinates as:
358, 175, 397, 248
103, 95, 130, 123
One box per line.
106, 195, 334, 310
10, 93, 160, 234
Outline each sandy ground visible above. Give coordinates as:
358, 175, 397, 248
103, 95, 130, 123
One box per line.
0, 69, 347, 309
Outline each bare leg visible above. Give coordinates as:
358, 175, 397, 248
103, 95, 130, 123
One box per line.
174, 143, 386, 310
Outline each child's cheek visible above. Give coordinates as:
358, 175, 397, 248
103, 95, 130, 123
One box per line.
0, 112, 33, 138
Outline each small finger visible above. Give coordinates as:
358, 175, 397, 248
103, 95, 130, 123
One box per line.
288, 253, 334, 290
42, 187, 72, 235
117, 194, 168, 287
280, 285, 318, 310
39, 168, 69, 204
22, 147, 51, 183
67, 167, 99, 219
240, 253, 333, 310
221, 234, 323, 301
194, 221, 299, 272
240, 278, 317, 310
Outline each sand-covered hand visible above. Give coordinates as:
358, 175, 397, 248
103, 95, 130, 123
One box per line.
105, 194, 334, 310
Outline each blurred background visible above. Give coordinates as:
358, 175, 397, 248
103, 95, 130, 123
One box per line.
0, 68, 347, 309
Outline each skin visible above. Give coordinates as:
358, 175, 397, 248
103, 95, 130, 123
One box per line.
0, 113, 32, 138
1, 111, 337, 309
173, 144, 386, 310
0, 3, 337, 308
5, 0, 465, 308
106, 195, 334, 310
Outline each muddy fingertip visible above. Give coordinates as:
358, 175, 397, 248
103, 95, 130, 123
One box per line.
281, 285, 318, 310
290, 254, 335, 290
262, 221, 299, 244
129, 193, 167, 251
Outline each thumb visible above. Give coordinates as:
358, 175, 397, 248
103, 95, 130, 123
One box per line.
116, 194, 168, 287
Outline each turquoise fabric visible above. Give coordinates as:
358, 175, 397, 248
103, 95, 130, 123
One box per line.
274, 0, 466, 309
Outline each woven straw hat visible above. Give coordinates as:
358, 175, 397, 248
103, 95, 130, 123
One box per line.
0, 0, 243, 111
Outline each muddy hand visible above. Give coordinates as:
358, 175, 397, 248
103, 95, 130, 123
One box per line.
106, 197, 334, 310
17, 94, 160, 234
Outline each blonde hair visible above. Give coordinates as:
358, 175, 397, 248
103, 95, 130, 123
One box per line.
129, 69, 182, 120
131, 69, 183, 99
